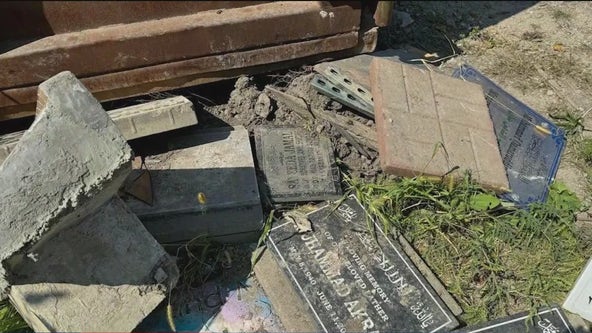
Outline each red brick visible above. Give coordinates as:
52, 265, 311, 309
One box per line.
370, 58, 509, 191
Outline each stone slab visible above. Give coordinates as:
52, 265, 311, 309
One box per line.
7, 196, 179, 332
123, 126, 263, 244
564, 257, 592, 322
452, 65, 566, 206
370, 59, 509, 192
108, 96, 197, 140
455, 306, 575, 333
257, 195, 459, 332
254, 126, 342, 203
0, 71, 132, 298
0, 96, 197, 166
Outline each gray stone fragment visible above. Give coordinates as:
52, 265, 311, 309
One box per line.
123, 126, 263, 244
0, 71, 133, 299
0, 96, 197, 166
254, 93, 272, 118
8, 196, 178, 332
108, 96, 197, 140
10, 284, 166, 333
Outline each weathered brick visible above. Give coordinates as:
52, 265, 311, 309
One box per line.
370, 59, 509, 191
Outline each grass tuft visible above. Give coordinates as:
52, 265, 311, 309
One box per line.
0, 301, 29, 333
346, 172, 590, 325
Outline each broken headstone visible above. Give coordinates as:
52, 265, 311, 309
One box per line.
123, 126, 264, 244
0, 71, 133, 299
452, 64, 566, 205
455, 306, 575, 333
0, 96, 198, 166
254, 126, 342, 203
7, 197, 179, 332
0, 71, 177, 332
370, 59, 509, 192
254, 195, 459, 332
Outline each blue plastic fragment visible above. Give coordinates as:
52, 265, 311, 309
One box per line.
452, 65, 566, 206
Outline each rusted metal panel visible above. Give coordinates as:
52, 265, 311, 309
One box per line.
0, 1, 266, 38
0, 32, 361, 121
0, 2, 360, 89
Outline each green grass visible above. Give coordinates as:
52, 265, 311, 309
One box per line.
552, 9, 572, 22
0, 301, 28, 333
346, 172, 590, 325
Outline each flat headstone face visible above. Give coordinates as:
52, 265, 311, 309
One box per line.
123, 126, 263, 244
452, 65, 566, 206
267, 195, 459, 332
456, 306, 575, 333
370, 59, 509, 192
254, 126, 341, 203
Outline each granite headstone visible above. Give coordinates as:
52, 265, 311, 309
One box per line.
254, 126, 341, 203
264, 195, 459, 332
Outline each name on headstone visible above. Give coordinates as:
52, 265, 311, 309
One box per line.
455, 306, 575, 333
254, 126, 341, 203
267, 195, 458, 332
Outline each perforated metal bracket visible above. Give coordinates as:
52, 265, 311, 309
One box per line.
311, 73, 374, 118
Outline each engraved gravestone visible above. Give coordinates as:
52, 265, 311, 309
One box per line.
455, 306, 575, 333
254, 126, 341, 203
265, 195, 459, 332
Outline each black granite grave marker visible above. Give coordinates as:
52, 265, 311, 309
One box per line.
455, 306, 575, 333
254, 126, 341, 203
267, 195, 459, 332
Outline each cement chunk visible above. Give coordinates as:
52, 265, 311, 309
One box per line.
123, 126, 263, 244
8, 196, 178, 332
369, 59, 509, 191
0, 71, 133, 298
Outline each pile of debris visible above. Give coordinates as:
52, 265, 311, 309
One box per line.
0, 47, 589, 333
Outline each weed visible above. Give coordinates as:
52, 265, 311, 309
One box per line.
0, 301, 29, 333
347, 172, 589, 325
548, 107, 586, 135
521, 30, 544, 41
552, 9, 572, 22
578, 138, 592, 164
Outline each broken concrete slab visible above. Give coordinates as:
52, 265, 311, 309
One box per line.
11, 284, 167, 333
0, 96, 197, 166
108, 96, 197, 140
455, 306, 575, 333
254, 126, 342, 203
0, 71, 133, 299
370, 59, 509, 192
256, 195, 459, 332
123, 126, 263, 244
7, 196, 179, 332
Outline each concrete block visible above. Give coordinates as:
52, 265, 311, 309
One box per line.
369, 59, 509, 192
0, 71, 133, 298
123, 126, 263, 244
0, 96, 197, 166
7, 196, 179, 332
108, 96, 197, 140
